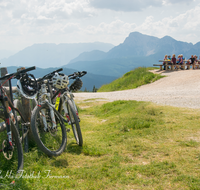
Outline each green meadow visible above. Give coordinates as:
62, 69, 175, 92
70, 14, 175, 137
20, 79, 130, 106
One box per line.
98, 67, 164, 92
1, 67, 200, 189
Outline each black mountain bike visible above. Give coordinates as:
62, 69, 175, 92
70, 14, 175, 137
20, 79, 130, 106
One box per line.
0, 66, 36, 179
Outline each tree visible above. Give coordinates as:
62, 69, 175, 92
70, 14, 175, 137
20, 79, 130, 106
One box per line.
92, 85, 97, 92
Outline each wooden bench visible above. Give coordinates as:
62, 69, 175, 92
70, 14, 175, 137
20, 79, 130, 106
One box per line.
154, 60, 200, 71
153, 64, 164, 70
153, 63, 200, 71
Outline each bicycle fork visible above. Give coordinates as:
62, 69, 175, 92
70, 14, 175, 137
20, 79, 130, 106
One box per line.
62, 100, 71, 125
41, 105, 57, 132
71, 99, 80, 122
1, 96, 14, 160
4, 97, 13, 146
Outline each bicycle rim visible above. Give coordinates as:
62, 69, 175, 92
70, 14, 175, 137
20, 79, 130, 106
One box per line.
31, 104, 67, 156
67, 100, 83, 146
0, 114, 23, 183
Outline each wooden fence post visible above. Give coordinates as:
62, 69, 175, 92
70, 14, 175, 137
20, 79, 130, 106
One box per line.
0, 67, 9, 86
17, 67, 31, 122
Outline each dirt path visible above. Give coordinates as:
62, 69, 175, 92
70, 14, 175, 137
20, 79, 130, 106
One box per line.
74, 69, 200, 109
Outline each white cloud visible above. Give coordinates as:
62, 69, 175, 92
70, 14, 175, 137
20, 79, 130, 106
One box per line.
1, 0, 200, 51
89, 0, 198, 12
0, 0, 94, 25
89, 0, 163, 12
133, 5, 200, 43
164, 0, 197, 5
85, 20, 136, 36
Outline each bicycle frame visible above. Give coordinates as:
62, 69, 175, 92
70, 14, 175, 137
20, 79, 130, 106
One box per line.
0, 66, 36, 152
36, 82, 59, 131
0, 90, 13, 149
50, 87, 79, 124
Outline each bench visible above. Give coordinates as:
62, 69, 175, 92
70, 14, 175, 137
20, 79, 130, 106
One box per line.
153, 63, 200, 71
153, 60, 200, 71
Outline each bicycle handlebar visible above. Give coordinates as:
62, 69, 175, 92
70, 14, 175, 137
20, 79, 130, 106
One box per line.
37, 68, 63, 82
0, 66, 36, 81
68, 71, 87, 79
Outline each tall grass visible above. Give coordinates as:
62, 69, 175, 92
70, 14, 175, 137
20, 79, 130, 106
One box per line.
1, 99, 200, 189
98, 67, 164, 92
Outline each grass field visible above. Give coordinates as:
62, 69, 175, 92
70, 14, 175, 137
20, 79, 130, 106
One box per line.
1, 67, 200, 189
98, 67, 164, 92
1, 99, 200, 189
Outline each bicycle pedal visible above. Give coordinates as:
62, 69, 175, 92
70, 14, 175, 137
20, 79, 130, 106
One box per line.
66, 128, 70, 133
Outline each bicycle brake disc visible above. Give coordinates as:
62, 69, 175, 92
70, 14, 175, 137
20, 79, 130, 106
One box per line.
2, 140, 13, 160
47, 125, 58, 136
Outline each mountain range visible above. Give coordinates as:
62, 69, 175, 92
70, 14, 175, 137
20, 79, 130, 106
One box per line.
65, 32, 200, 77
2, 32, 200, 90
0, 42, 114, 68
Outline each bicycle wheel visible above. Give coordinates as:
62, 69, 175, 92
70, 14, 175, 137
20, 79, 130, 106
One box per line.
66, 100, 83, 146
31, 103, 67, 156
0, 112, 23, 178
13, 99, 29, 152
30, 99, 37, 113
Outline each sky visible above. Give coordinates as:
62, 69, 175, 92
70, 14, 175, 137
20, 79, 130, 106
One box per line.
1, 0, 200, 52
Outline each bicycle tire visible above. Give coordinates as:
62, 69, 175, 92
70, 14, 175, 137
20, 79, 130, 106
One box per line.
13, 99, 29, 152
30, 99, 37, 113
66, 100, 83, 146
31, 103, 67, 156
0, 112, 23, 177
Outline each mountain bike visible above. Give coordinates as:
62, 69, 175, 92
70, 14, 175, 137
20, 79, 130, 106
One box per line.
51, 71, 87, 146
0, 66, 36, 178
30, 69, 67, 157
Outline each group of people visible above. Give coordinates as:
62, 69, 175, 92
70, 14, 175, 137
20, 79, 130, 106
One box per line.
163, 54, 199, 70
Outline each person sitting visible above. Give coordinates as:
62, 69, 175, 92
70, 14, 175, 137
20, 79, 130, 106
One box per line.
180, 54, 184, 69
194, 55, 199, 69
167, 55, 172, 69
171, 54, 176, 64
179, 54, 183, 64
176, 55, 181, 70
171, 54, 176, 69
190, 55, 196, 69
163, 55, 168, 70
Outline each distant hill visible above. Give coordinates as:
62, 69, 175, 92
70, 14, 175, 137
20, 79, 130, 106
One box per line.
0, 42, 114, 68
6, 66, 117, 91
64, 32, 200, 77
0, 50, 17, 59
69, 50, 107, 64
106, 32, 198, 59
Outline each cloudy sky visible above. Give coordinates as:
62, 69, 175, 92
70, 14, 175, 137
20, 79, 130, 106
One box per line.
1, 0, 200, 51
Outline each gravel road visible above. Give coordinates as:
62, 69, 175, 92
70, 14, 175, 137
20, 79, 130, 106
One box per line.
74, 69, 200, 109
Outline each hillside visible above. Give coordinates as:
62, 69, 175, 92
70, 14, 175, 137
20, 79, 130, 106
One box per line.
68, 50, 107, 64
97, 67, 164, 92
